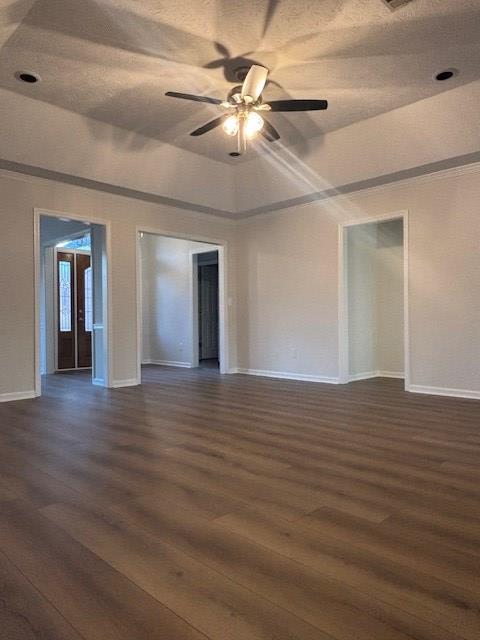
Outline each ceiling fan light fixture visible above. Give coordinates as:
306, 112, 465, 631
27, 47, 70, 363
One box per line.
245, 111, 264, 139
223, 114, 239, 136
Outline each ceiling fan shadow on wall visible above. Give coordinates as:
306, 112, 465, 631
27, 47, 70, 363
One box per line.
165, 65, 328, 156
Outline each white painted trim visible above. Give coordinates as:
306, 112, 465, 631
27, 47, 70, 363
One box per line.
237, 368, 340, 384
110, 379, 139, 388
33, 211, 41, 397
348, 370, 404, 382
348, 371, 378, 382
92, 378, 105, 386
407, 385, 480, 400
0, 390, 37, 403
189, 251, 200, 369
338, 210, 410, 390
34, 208, 113, 395
145, 360, 194, 368
135, 227, 230, 384
378, 370, 405, 379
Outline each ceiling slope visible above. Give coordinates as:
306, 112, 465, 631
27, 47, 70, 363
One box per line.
234, 79, 480, 215
0, 87, 235, 215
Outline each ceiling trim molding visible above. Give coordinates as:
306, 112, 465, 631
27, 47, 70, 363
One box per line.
0, 160, 236, 224
2, 154, 480, 224
236, 152, 480, 219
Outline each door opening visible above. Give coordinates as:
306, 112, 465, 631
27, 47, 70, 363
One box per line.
37, 212, 110, 392
197, 251, 219, 369
339, 213, 409, 387
138, 232, 227, 379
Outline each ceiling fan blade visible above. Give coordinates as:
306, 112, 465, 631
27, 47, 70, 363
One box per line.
165, 91, 223, 105
241, 65, 269, 102
190, 116, 225, 136
268, 99, 328, 111
261, 118, 280, 142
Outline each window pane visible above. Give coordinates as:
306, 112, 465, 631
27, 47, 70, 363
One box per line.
59, 261, 71, 332
84, 266, 93, 332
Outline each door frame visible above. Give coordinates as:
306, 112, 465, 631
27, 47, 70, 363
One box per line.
34, 208, 113, 395
190, 247, 220, 368
135, 227, 230, 382
337, 210, 410, 388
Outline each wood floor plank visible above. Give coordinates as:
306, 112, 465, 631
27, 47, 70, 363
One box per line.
0, 367, 479, 640
41, 501, 330, 640
0, 551, 84, 640
214, 507, 480, 639
0, 511, 209, 640
46, 490, 467, 640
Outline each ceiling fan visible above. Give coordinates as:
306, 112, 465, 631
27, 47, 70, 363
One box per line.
165, 65, 328, 155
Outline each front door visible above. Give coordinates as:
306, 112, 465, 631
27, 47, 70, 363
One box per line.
57, 251, 92, 369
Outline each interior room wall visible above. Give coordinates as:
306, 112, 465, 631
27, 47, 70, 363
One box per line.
347, 220, 404, 379
140, 234, 214, 366
0, 170, 236, 399
236, 167, 480, 396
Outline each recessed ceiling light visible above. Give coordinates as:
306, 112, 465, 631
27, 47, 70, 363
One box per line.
434, 68, 458, 82
15, 71, 41, 84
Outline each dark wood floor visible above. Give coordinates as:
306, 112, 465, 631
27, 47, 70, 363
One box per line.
1, 366, 480, 640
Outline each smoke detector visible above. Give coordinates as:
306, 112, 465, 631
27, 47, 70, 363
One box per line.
381, 0, 415, 10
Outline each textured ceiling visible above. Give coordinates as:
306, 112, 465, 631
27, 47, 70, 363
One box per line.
0, 0, 479, 164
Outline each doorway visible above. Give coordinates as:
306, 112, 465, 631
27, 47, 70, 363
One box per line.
197, 251, 219, 368
137, 231, 228, 380
36, 211, 111, 393
339, 213, 409, 387
56, 238, 92, 370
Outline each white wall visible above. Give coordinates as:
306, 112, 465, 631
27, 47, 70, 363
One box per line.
140, 234, 214, 366
1, 163, 479, 400
236, 167, 480, 396
0, 170, 236, 398
347, 219, 404, 379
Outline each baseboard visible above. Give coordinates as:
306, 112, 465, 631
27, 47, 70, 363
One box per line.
378, 370, 405, 379
92, 377, 106, 387
110, 378, 139, 388
349, 370, 405, 381
147, 360, 194, 368
236, 368, 339, 384
407, 384, 480, 400
348, 371, 378, 381
0, 390, 37, 403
